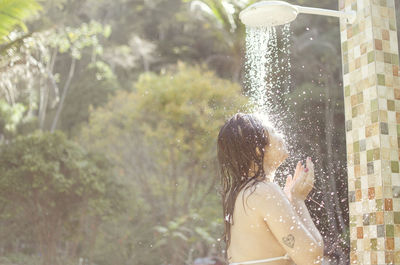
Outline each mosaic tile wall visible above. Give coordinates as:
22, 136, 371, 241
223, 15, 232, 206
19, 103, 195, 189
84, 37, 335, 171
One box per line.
339, 0, 400, 263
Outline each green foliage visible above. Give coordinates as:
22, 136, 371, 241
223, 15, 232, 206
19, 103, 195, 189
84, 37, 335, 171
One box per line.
0, 20, 114, 135
0, 0, 41, 43
0, 100, 25, 139
60, 60, 119, 136
131, 63, 247, 157
186, 0, 250, 81
50, 20, 111, 59
0, 131, 123, 265
0, 131, 121, 215
79, 63, 248, 264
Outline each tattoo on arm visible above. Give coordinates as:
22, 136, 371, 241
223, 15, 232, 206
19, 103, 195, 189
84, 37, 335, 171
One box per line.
282, 234, 295, 248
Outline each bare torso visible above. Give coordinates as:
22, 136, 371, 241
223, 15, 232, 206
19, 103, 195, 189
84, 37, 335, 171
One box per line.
227, 182, 295, 265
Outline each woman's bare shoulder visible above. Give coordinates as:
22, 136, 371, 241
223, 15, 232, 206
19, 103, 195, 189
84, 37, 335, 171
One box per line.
255, 181, 283, 195
242, 181, 285, 202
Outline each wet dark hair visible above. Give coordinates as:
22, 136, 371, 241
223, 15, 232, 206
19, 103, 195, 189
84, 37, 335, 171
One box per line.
217, 113, 271, 261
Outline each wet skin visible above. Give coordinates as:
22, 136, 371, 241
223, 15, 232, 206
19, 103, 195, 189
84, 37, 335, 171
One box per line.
227, 129, 324, 265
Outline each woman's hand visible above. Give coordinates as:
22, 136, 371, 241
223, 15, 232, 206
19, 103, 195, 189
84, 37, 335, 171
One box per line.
284, 157, 315, 201
283, 173, 294, 201
292, 157, 314, 201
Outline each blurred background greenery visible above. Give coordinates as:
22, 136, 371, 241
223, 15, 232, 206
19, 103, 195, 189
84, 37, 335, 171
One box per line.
0, 0, 399, 264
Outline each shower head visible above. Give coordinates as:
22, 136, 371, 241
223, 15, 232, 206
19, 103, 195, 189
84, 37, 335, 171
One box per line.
239, 1, 356, 27
240, 1, 298, 27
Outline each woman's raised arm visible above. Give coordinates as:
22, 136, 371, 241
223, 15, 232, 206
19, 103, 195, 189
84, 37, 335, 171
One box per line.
250, 182, 324, 265
289, 158, 324, 247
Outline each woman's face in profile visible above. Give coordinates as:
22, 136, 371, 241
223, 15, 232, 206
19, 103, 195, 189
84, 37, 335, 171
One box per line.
263, 127, 289, 168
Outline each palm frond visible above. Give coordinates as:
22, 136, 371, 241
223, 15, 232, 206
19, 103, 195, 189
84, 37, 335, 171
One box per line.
0, 0, 41, 43
192, 0, 235, 33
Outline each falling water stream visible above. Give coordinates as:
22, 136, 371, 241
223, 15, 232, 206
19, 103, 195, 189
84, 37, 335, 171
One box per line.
244, 24, 292, 120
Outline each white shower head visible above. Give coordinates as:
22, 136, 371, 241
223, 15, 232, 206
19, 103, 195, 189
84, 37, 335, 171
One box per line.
239, 1, 298, 27
239, 1, 356, 27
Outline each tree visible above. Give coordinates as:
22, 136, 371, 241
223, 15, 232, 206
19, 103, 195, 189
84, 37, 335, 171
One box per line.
186, 0, 252, 82
0, 131, 122, 265
0, 21, 113, 136
79, 63, 249, 264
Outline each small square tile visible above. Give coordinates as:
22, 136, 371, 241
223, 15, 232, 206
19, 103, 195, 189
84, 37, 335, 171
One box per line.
374, 148, 381, 160
388, 100, 395, 110
360, 139, 366, 151
358, 227, 364, 238
376, 212, 383, 225
354, 152, 360, 165
345, 85, 351, 96
368, 162, 374, 174
371, 98, 379, 111
394, 250, 400, 264
396, 113, 400, 124
364, 213, 370, 225
356, 189, 362, 201
378, 224, 385, 236
370, 212, 377, 225
368, 51, 375, 63
378, 74, 386, 85
367, 150, 374, 162
393, 187, 400, 198
375, 39, 383, 50
346, 120, 353, 131
382, 29, 390, 40
391, 161, 399, 173
371, 251, 378, 263
371, 238, 378, 250
385, 251, 394, 263
377, 200, 384, 211
394, 212, 400, 224
385, 198, 393, 211
380, 122, 389, 134
354, 141, 360, 153
386, 238, 394, 250
368, 187, 376, 199
394, 89, 400, 99
384, 52, 392, 63
349, 191, 356, 202
387, 225, 394, 237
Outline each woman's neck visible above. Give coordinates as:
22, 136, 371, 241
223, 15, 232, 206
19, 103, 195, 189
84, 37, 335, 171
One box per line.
248, 161, 278, 181
264, 169, 276, 182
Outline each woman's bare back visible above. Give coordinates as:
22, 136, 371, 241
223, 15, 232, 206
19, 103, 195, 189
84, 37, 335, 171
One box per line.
227, 181, 295, 265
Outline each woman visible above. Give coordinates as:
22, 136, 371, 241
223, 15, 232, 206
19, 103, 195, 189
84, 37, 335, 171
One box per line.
217, 113, 324, 265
